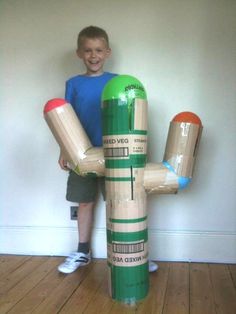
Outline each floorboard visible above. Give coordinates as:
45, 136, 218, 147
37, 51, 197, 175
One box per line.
190, 263, 216, 314
209, 264, 236, 314
0, 255, 235, 314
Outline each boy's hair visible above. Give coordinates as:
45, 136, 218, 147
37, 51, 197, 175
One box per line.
77, 26, 110, 49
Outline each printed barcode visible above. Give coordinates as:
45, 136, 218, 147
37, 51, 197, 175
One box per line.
104, 147, 129, 157
113, 241, 144, 254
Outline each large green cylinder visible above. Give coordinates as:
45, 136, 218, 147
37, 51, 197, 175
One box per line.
102, 75, 149, 303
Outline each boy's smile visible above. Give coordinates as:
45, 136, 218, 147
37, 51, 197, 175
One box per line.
77, 38, 111, 76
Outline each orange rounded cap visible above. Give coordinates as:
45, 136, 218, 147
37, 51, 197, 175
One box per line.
44, 98, 67, 113
172, 111, 202, 126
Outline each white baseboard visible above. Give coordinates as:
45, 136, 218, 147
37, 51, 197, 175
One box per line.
0, 226, 235, 263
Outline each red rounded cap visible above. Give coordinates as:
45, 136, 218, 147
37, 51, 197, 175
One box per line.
44, 98, 67, 113
172, 111, 202, 126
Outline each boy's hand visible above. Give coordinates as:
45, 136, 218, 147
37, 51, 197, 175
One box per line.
58, 153, 69, 171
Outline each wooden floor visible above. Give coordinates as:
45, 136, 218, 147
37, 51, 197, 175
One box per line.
0, 255, 236, 314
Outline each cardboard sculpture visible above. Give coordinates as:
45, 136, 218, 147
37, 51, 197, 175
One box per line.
44, 75, 202, 304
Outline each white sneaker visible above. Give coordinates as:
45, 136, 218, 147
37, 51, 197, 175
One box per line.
58, 251, 91, 274
149, 260, 158, 272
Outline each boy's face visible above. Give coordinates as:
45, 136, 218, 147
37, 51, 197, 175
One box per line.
77, 38, 111, 76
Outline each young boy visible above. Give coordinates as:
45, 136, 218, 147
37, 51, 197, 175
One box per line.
57, 26, 158, 274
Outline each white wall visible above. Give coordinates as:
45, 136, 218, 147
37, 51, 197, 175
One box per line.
1, 0, 236, 263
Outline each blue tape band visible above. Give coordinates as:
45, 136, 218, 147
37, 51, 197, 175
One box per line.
162, 161, 175, 172
162, 161, 191, 190
178, 176, 192, 190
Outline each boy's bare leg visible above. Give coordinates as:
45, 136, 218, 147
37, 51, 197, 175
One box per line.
57, 201, 94, 273
77, 202, 95, 244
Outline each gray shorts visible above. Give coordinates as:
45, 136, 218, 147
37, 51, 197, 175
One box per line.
66, 171, 105, 203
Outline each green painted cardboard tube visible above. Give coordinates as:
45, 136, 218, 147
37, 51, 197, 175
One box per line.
102, 75, 149, 303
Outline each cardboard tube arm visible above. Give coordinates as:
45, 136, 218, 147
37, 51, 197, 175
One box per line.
162, 161, 192, 190
74, 147, 105, 177
143, 162, 192, 194
44, 99, 105, 177
143, 162, 179, 194
163, 112, 203, 178
144, 112, 202, 194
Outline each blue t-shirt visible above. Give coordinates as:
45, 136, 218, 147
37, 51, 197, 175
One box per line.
65, 72, 117, 146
